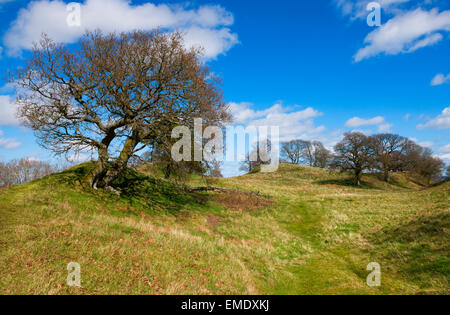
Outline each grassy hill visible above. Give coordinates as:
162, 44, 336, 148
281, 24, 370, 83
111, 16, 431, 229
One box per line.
0, 163, 448, 295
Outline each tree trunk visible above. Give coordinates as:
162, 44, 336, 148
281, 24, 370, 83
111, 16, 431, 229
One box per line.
82, 149, 108, 189
383, 169, 390, 183
101, 133, 140, 188
355, 170, 362, 186
164, 164, 172, 179
82, 131, 116, 189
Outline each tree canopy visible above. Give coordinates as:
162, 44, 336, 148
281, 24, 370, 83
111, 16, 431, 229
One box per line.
11, 30, 231, 189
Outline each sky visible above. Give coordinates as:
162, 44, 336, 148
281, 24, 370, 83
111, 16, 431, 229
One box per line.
0, 0, 449, 177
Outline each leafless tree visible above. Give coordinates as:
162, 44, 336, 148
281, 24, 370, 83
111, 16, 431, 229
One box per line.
280, 139, 313, 166
400, 140, 444, 184
372, 133, 407, 182
11, 30, 230, 190
205, 161, 223, 178
312, 141, 331, 168
415, 149, 444, 184
281, 140, 303, 165
333, 132, 376, 186
0, 159, 57, 187
282, 139, 330, 168
240, 139, 272, 173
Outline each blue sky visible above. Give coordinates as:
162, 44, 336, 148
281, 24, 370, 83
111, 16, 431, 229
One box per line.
0, 0, 449, 176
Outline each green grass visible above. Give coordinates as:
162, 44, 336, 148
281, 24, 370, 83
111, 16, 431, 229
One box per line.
0, 163, 448, 295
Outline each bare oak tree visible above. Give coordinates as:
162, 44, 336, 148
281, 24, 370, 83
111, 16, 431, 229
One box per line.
281, 140, 303, 165
333, 132, 376, 186
372, 133, 407, 182
240, 139, 272, 173
312, 141, 331, 169
11, 30, 230, 189
281, 139, 330, 168
281, 139, 313, 166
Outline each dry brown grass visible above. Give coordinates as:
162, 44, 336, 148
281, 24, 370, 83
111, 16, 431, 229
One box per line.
213, 191, 274, 212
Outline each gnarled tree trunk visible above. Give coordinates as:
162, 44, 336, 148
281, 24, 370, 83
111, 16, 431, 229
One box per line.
100, 132, 140, 188
355, 169, 362, 186
82, 148, 109, 189
383, 169, 390, 183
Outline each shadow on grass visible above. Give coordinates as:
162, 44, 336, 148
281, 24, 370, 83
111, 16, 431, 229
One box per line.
313, 178, 377, 189
49, 162, 210, 216
370, 173, 412, 189
368, 212, 450, 288
372, 212, 450, 244
112, 167, 209, 215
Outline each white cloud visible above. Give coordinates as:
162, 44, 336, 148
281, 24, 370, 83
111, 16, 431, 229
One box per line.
26, 156, 40, 162
354, 8, 450, 62
417, 107, 450, 129
350, 128, 373, 135
335, 0, 410, 20
438, 153, 450, 162
0, 95, 20, 126
67, 152, 91, 163
0, 129, 22, 150
183, 27, 237, 59
431, 73, 450, 86
0, 139, 22, 150
3, 0, 238, 59
437, 145, 450, 162
228, 102, 327, 142
0, 83, 15, 93
377, 123, 393, 133
439, 144, 450, 153
345, 116, 385, 127
404, 113, 411, 121
419, 141, 434, 148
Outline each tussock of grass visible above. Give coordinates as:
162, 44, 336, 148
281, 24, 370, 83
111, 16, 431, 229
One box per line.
0, 163, 448, 294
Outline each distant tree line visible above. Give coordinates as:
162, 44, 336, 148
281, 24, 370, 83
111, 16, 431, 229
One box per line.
281, 139, 332, 169
0, 159, 58, 187
239, 140, 273, 174
280, 132, 446, 186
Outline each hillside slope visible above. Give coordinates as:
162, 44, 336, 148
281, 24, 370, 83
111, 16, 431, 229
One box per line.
0, 163, 448, 294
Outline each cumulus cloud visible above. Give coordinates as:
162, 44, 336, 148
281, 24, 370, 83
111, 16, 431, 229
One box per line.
3, 0, 238, 59
439, 144, 450, 153
67, 152, 92, 163
228, 102, 326, 142
377, 123, 393, 133
345, 116, 393, 133
353, 8, 450, 62
0, 95, 20, 126
439, 153, 450, 162
335, 0, 411, 20
417, 107, 450, 129
0, 129, 22, 150
345, 116, 385, 127
437, 144, 450, 162
419, 141, 434, 148
431, 73, 450, 86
